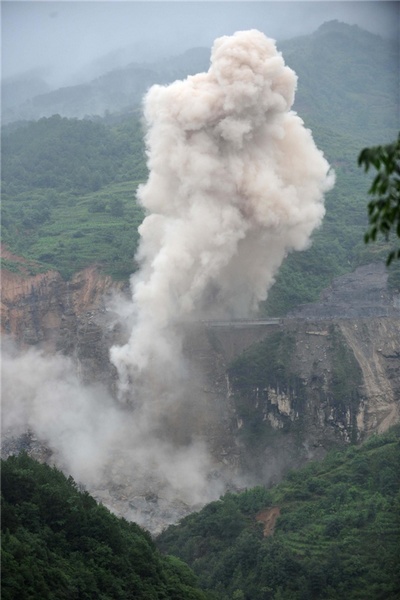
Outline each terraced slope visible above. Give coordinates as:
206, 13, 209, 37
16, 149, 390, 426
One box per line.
157, 427, 400, 600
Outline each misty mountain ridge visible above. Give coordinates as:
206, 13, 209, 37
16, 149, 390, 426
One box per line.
68, 39, 202, 85
1, 43, 210, 124
3, 20, 398, 145
1, 72, 52, 111
279, 20, 399, 143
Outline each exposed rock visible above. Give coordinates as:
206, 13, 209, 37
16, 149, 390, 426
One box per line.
288, 263, 399, 319
1, 246, 125, 386
1, 257, 64, 345
213, 316, 400, 485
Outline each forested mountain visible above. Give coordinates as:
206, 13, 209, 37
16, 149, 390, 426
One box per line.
2, 47, 210, 125
157, 426, 400, 600
1, 453, 210, 600
2, 73, 51, 113
1, 113, 146, 279
2, 23, 399, 308
281, 20, 399, 144
3, 21, 397, 142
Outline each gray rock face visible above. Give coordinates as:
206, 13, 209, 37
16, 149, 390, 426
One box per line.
288, 263, 400, 319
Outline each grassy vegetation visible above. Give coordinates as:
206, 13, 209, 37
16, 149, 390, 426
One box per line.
1, 257, 50, 277
2, 181, 144, 280
1, 114, 146, 280
157, 426, 400, 600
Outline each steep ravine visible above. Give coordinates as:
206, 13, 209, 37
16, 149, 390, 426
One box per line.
1, 257, 399, 531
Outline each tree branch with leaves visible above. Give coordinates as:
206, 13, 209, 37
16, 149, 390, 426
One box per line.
358, 133, 400, 265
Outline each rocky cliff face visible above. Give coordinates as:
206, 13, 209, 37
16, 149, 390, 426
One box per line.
195, 263, 400, 485
288, 263, 399, 319
208, 315, 400, 486
2, 256, 399, 531
1, 247, 124, 387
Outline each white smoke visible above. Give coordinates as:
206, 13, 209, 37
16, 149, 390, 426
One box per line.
1, 340, 223, 523
1, 342, 119, 486
110, 29, 334, 394
2, 30, 334, 530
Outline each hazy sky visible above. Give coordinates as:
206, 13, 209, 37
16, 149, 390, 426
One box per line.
2, 1, 399, 86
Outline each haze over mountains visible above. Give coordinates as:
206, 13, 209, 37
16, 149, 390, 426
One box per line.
3, 20, 398, 147
2, 45, 208, 124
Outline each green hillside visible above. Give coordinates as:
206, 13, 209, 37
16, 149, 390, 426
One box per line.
157, 426, 400, 600
1, 453, 210, 600
282, 21, 399, 145
3, 433, 399, 600
263, 21, 399, 312
1, 113, 146, 279
1, 21, 399, 309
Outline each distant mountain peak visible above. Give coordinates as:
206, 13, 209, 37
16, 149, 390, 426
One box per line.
315, 19, 381, 40
318, 19, 352, 31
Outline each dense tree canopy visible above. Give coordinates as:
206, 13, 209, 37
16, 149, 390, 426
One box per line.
1, 453, 209, 600
1, 114, 146, 194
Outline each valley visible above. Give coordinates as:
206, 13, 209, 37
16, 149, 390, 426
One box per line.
2, 246, 399, 532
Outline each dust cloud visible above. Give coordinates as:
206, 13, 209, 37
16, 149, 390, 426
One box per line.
110, 29, 334, 396
1, 340, 224, 527
2, 31, 333, 529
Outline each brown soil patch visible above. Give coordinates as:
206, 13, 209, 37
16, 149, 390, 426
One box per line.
1, 244, 29, 264
255, 506, 281, 537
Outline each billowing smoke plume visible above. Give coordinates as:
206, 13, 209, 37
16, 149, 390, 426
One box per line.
2, 30, 334, 530
110, 29, 334, 395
